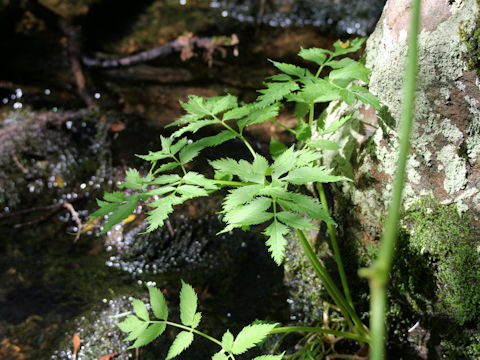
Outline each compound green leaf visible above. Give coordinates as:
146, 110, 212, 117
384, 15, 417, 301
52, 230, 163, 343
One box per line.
223, 184, 264, 213
101, 196, 139, 234
176, 184, 209, 199
308, 139, 340, 150
178, 142, 204, 164
120, 169, 144, 190
327, 57, 356, 69
231, 323, 277, 354
166, 331, 194, 360
276, 211, 317, 230
117, 315, 144, 333
271, 146, 296, 180
298, 47, 328, 66
132, 298, 149, 322
238, 104, 279, 130
270, 60, 313, 78
209, 158, 243, 177
257, 81, 299, 108
284, 166, 350, 184
129, 323, 166, 349
181, 95, 212, 117
151, 175, 181, 185
145, 199, 174, 232
267, 73, 292, 81
339, 88, 356, 105
269, 137, 288, 159
294, 102, 309, 120
223, 197, 273, 227
136, 151, 171, 162
161, 136, 173, 153
89, 199, 121, 221
197, 130, 238, 147
223, 104, 251, 121
103, 191, 126, 202
252, 155, 269, 177
171, 119, 220, 138
212, 352, 229, 360
147, 285, 168, 320
124, 321, 148, 341
191, 312, 202, 329
331, 37, 366, 57
297, 79, 340, 104
180, 280, 198, 326
146, 186, 176, 196
295, 148, 321, 166
321, 115, 352, 135
295, 117, 311, 141
221, 330, 234, 352
329, 62, 370, 83
263, 219, 289, 265
350, 85, 381, 110
210, 94, 238, 115
276, 193, 335, 224
154, 162, 180, 174
170, 137, 188, 155
183, 172, 218, 190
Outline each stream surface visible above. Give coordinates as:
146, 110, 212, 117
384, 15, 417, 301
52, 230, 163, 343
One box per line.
0, 1, 385, 358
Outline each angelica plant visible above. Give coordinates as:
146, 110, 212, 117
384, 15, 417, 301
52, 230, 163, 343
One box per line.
90, 38, 380, 356
117, 281, 283, 360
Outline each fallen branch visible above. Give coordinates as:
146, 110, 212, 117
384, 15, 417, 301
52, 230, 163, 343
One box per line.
82, 33, 239, 69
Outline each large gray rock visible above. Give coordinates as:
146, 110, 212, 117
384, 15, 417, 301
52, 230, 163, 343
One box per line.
324, 0, 480, 239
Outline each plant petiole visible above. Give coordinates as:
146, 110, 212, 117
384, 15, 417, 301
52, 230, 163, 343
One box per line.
270, 326, 370, 344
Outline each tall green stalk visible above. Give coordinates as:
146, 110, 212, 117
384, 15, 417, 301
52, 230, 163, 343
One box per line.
317, 182, 354, 310
296, 230, 368, 338
359, 0, 421, 358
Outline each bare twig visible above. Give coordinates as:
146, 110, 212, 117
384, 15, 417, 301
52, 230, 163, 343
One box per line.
166, 218, 175, 237
82, 33, 239, 69
12, 154, 29, 175
63, 202, 83, 242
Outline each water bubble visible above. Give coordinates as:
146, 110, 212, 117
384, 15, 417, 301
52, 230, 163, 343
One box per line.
210, 1, 220, 8
13, 102, 22, 109
10, 94, 16, 100
44, 89, 51, 95
221, 10, 228, 17
80, 183, 86, 189
15, 89, 23, 98
2, 98, 8, 104
179, 0, 186, 4
52, 107, 58, 112
94, 92, 101, 99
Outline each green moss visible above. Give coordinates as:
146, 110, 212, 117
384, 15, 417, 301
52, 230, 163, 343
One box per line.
458, 0, 480, 75
404, 198, 480, 325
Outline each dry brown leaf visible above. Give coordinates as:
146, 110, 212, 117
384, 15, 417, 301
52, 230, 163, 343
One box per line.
110, 122, 126, 132
72, 333, 81, 355
98, 353, 118, 360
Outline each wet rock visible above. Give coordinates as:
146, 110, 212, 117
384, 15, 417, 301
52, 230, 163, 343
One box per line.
0, 108, 106, 212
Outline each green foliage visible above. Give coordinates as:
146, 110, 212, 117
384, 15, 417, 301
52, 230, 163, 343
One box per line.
92, 39, 381, 357
117, 282, 282, 359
